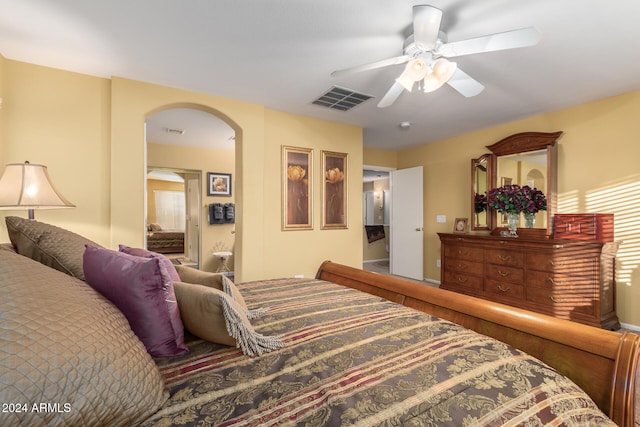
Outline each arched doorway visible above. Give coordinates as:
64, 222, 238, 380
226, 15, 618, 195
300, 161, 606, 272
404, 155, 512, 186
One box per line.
145, 106, 236, 272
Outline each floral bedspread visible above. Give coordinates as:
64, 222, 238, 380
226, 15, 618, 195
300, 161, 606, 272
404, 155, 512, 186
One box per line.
145, 278, 614, 426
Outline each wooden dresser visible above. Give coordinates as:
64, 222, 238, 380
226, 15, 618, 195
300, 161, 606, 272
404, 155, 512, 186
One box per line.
438, 233, 620, 330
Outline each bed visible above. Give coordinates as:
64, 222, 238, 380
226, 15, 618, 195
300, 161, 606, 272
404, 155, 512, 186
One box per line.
2, 213, 638, 426
146, 230, 185, 254
143, 261, 639, 426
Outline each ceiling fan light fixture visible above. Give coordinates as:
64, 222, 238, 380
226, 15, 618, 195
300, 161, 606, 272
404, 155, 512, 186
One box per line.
423, 58, 457, 93
396, 58, 427, 92
433, 58, 457, 80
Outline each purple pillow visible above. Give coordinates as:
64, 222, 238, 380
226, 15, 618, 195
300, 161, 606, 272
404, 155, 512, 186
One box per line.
118, 244, 180, 282
83, 245, 188, 358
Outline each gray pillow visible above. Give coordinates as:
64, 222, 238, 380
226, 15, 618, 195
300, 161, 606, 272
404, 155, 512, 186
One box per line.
5, 216, 101, 280
0, 248, 168, 426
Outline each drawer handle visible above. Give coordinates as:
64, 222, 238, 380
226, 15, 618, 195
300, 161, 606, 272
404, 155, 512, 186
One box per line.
497, 285, 511, 292
548, 295, 567, 303
497, 255, 512, 261
455, 275, 468, 283
497, 269, 511, 277
456, 263, 468, 270
548, 260, 566, 267
546, 277, 563, 285
457, 249, 469, 256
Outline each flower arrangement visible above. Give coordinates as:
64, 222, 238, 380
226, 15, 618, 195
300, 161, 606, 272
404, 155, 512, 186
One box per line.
474, 193, 487, 213
487, 184, 547, 214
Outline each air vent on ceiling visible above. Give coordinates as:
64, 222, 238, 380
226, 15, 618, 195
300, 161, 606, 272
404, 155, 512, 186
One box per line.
312, 86, 373, 111
165, 127, 185, 135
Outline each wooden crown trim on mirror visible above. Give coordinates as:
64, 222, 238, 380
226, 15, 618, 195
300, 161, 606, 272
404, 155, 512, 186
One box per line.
486, 131, 563, 156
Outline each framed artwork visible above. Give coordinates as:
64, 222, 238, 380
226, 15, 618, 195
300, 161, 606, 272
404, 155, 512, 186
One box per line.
282, 146, 313, 230
501, 176, 512, 186
321, 151, 348, 229
207, 172, 232, 196
453, 217, 468, 233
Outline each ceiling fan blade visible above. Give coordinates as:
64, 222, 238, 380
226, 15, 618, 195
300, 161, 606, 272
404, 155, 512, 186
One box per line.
446, 68, 484, 97
439, 27, 540, 58
377, 81, 405, 108
412, 5, 443, 50
331, 55, 410, 78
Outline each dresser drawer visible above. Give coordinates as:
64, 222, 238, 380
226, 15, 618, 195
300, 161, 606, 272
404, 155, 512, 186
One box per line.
485, 249, 523, 268
526, 253, 597, 274
444, 245, 484, 262
443, 271, 484, 291
445, 258, 484, 276
484, 279, 524, 300
553, 213, 614, 242
485, 264, 524, 284
526, 287, 595, 316
526, 270, 596, 289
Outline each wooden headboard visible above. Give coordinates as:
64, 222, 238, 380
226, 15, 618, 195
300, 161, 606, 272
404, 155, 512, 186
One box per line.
316, 260, 639, 427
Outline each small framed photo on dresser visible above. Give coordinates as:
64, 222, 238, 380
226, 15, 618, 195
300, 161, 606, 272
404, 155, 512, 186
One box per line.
453, 218, 468, 233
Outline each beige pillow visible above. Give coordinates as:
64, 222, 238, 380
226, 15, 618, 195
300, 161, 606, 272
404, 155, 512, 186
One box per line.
174, 266, 267, 318
5, 216, 101, 280
175, 264, 224, 289
0, 248, 168, 426
173, 281, 283, 357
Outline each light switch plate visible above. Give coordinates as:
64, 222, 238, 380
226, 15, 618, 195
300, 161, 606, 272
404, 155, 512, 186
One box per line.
436, 215, 446, 223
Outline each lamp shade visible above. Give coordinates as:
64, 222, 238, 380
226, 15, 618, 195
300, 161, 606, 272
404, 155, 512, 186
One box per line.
0, 161, 75, 219
396, 58, 428, 92
423, 58, 457, 93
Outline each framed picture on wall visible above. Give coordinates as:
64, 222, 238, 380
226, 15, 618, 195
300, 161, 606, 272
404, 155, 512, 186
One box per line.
207, 172, 232, 196
321, 150, 348, 229
282, 146, 313, 230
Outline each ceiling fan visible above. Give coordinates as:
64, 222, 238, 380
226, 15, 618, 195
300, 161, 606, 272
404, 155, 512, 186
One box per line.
331, 5, 541, 108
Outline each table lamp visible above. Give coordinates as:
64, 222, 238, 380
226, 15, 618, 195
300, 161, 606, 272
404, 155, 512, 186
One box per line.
0, 161, 75, 219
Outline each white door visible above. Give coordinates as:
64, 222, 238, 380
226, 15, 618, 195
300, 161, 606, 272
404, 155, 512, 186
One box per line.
363, 191, 374, 225
186, 177, 200, 264
390, 166, 423, 280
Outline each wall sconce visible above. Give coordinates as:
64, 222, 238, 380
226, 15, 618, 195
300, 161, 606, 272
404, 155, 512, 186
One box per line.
0, 161, 75, 219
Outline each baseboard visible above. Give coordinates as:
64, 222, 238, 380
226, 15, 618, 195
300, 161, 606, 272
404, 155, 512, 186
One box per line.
363, 258, 390, 264
424, 278, 440, 287
620, 322, 640, 332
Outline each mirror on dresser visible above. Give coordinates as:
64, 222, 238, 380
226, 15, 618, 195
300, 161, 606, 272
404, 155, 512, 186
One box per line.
470, 154, 494, 231
483, 131, 563, 238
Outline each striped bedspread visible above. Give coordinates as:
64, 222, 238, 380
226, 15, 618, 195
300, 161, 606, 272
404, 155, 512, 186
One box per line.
145, 278, 614, 426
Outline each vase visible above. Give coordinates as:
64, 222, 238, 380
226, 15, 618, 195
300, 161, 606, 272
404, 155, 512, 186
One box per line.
524, 212, 536, 228
506, 212, 520, 237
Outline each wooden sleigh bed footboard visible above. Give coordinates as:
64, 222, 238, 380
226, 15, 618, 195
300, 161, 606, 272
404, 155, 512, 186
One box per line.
316, 260, 640, 427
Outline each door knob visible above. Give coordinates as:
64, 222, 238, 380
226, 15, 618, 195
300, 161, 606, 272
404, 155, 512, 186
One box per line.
415, 227, 423, 231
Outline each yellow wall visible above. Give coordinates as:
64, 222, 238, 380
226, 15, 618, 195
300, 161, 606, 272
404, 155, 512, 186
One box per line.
2, 55, 638, 326
363, 147, 398, 169
0, 59, 112, 244
146, 143, 236, 272
0, 59, 363, 282
0, 55, 5, 163
394, 90, 640, 327
261, 109, 363, 278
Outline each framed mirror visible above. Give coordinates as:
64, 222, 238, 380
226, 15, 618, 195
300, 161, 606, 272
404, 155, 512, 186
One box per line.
486, 131, 563, 237
470, 154, 494, 231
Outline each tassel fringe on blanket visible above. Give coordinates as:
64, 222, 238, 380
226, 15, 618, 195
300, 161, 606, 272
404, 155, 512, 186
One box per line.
220, 294, 285, 357
223, 277, 270, 319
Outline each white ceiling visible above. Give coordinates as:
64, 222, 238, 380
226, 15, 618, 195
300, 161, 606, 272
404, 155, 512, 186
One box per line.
2, 0, 640, 150
146, 108, 235, 151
